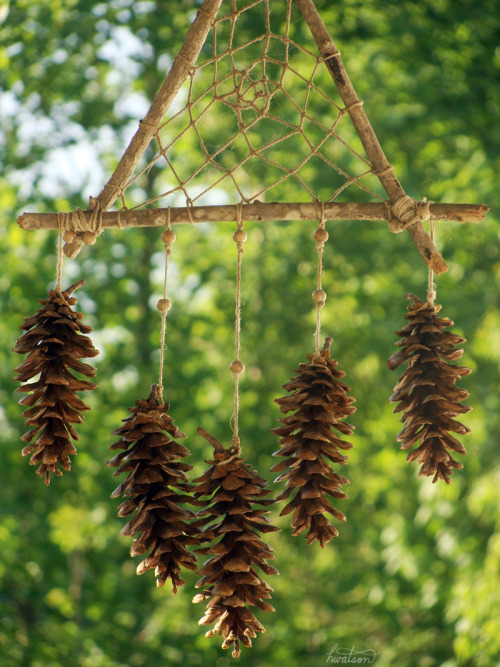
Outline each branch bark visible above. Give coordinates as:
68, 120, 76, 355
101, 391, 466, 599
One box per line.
17, 202, 488, 230
294, 0, 448, 274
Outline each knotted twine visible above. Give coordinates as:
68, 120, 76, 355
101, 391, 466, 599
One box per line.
389, 195, 431, 233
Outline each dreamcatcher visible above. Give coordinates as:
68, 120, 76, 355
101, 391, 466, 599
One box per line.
14, 0, 486, 657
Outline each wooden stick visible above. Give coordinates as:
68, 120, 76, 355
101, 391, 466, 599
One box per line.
63, 279, 85, 295
197, 427, 225, 453
63, 0, 223, 260
17, 202, 488, 231
295, 0, 448, 274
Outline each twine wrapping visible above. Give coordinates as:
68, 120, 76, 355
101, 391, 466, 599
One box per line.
389, 195, 431, 233
61, 204, 104, 256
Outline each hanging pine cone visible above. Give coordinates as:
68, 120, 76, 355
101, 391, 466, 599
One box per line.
192, 427, 279, 659
13, 279, 99, 485
387, 293, 472, 484
107, 383, 200, 593
270, 337, 355, 548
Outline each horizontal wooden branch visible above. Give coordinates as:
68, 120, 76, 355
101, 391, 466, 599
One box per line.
17, 202, 488, 231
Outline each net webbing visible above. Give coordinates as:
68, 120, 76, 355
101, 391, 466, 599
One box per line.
17, 0, 482, 272
118, 0, 385, 212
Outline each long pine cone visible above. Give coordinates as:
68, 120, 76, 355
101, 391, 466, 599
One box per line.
271, 337, 355, 548
107, 384, 200, 593
192, 427, 279, 659
387, 293, 472, 484
13, 280, 99, 485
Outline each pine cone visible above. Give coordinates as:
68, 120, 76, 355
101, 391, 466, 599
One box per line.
387, 293, 472, 484
271, 337, 355, 548
192, 427, 279, 659
107, 383, 199, 593
13, 280, 99, 485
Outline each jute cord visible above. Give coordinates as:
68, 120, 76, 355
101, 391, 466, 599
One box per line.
373, 165, 393, 178
231, 203, 245, 452
344, 100, 364, 113
322, 50, 341, 61
139, 118, 158, 131
60, 206, 104, 250
314, 200, 326, 355
186, 197, 195, 224
427, 219, 436, 305
217, 449, 241, 466
125, 0, 387, 213
56, 213, 65, 291
390, 195, 431, 233
158, 208, 173, 400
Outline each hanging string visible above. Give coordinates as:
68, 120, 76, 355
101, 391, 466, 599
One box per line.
230, 204, 246, 453
313, 202, 328, 355
427, 219, 436, 306
56, 213, 66, 292
157, 209, 175, 401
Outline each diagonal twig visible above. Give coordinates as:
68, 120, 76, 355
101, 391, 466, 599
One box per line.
295, 0, 448, 274
63, 0, 224, 259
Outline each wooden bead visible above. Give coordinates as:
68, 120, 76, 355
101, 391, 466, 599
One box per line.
82, 231, 97, 245
312, 289, 327, 304
162, 229, 176, 245
63, 230, 76, 243
233, 229, 247, 244
157, 298, 171, 313
314, 228, 329, 243
230, 360, 245, 375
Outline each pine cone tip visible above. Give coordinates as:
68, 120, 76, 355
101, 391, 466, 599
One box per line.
147, 383, 163, 404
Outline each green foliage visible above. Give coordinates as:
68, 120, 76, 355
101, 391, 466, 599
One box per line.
1, 1, 499, 665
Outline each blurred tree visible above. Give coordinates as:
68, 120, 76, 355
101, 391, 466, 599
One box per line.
0, 1, 499, 666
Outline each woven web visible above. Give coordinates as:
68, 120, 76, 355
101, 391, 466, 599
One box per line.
121, 0, 386, 212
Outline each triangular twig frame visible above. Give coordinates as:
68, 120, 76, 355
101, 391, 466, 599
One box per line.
17, 0, 488, 272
